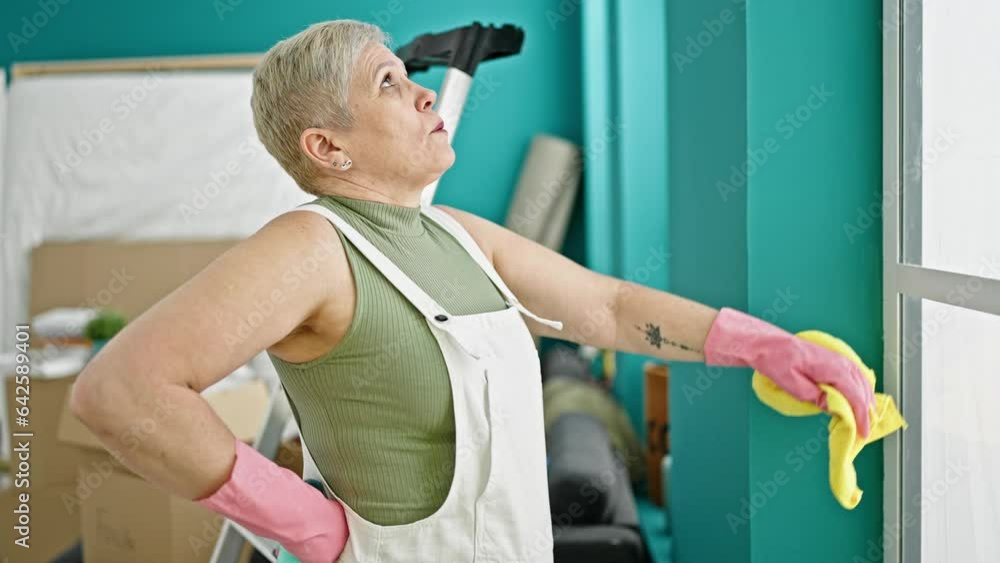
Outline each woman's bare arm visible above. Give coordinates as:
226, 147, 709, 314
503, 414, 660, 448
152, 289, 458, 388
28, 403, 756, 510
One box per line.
69, 210, 346, 499
436, 205, 718, 362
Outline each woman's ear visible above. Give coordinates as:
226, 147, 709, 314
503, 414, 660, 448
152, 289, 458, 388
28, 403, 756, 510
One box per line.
300, 127, 350, 169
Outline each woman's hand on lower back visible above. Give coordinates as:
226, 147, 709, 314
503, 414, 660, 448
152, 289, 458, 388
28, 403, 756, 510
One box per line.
194, 441, 349, 563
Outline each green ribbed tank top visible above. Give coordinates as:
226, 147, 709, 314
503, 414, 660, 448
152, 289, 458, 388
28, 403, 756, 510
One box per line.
267, 194, 507, 526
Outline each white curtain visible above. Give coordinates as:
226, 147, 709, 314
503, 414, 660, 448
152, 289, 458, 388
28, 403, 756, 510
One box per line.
0, 69, 311, 354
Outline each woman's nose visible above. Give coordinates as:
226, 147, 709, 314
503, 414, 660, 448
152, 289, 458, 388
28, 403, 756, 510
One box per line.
416, 86, 437, 112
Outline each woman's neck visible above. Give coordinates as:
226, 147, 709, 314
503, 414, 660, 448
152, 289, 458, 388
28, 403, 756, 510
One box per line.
315, 176, 424, 208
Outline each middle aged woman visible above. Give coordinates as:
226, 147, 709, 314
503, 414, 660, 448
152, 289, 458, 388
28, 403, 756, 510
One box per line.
70, 20, 876, 563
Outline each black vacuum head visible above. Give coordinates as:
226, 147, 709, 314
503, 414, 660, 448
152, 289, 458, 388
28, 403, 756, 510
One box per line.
396, 22, 524, 76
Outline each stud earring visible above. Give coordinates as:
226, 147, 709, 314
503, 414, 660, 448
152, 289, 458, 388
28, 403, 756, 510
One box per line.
341, 160, 352, 169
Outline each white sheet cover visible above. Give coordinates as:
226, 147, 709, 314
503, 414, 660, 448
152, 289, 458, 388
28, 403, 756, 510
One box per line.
1, 70, 311, 353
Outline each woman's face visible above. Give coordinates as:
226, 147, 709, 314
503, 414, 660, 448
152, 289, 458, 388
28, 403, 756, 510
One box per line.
336, 42, 455, 190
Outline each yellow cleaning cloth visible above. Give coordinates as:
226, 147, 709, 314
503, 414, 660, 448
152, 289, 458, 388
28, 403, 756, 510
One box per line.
752, 330, 907, 509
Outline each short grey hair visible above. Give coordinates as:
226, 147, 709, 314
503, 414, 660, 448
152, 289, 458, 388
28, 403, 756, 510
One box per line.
251, 20, 391, 195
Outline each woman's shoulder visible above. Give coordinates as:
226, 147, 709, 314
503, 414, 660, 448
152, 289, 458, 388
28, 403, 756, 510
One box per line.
250, 209, 358, 363
254, 208, 354, 283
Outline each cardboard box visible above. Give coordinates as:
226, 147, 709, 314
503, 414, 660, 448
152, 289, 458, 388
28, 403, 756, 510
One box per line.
29, 239, 239, 325
64, 380, 269, 563
644, 362, 670, 506
80, 470, 256, 563
4, 238, 269, 561
0, 483, 81, 563
4, 238, 240, 485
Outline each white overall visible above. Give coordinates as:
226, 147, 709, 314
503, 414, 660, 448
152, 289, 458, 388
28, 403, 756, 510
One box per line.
288, 203, 564, 563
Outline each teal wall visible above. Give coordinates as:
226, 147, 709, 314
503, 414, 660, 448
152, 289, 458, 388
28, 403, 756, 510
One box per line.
662, 1, 884, 562
582, 0, 669, 444
667, 1, 750, 562
745, 1, 883, 562
0, 0, 586, 261
614, 0, 670, 446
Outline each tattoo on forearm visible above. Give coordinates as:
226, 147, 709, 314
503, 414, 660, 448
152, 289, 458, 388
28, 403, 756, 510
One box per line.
636, 323, 703, 354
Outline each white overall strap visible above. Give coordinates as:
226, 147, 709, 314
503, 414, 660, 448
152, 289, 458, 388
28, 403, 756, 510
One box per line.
295, 203, 448, 321
421, 205, 564, 331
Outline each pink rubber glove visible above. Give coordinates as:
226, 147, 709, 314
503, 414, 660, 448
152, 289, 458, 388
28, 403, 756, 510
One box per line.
194, 439, 348, 563
703, 307, 876, 439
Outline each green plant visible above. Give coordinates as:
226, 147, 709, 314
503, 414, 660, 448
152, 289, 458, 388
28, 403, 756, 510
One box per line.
84, 310, 129, 341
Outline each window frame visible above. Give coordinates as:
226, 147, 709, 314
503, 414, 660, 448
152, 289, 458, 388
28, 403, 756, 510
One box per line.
883, 1, 1000, 562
